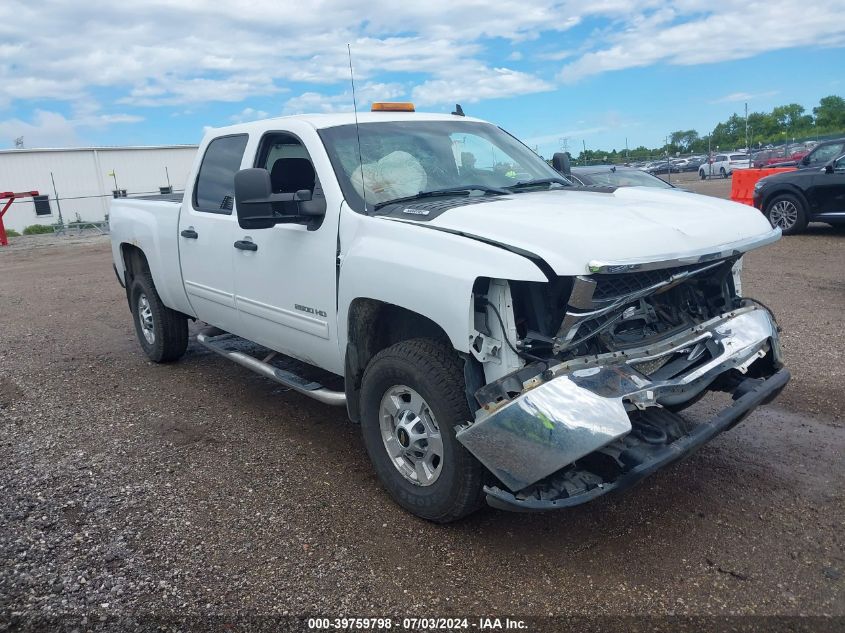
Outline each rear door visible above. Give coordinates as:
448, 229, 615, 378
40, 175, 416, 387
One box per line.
812, 155, 845, 214
178, 134, 248, 333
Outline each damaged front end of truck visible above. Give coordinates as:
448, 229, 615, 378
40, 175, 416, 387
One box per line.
459, 236, 789, 511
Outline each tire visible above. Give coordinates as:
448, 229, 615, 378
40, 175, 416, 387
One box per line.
699, 169, 706, 180
359, 338, 486, 522
765, 193, 807, 235
129, 268, 188, 362
719, 167, 727, 179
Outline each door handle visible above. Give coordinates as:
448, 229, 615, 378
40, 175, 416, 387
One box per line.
180, 229, 198, 239
234, 240, 258, 251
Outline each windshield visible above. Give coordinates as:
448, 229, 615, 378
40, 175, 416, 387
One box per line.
577, 169, 673, 189
318, 120, 564, 212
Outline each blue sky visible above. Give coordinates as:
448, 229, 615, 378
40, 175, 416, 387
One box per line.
1, 1, 843, 156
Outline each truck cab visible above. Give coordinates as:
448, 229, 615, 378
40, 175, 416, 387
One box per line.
110, 105, 789, 522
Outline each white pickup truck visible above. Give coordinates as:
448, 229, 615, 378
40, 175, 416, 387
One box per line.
110, 104, 789, 522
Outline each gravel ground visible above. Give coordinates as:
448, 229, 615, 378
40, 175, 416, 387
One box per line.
1, 199, 843, 631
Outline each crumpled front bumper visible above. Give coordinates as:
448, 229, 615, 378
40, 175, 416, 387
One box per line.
484, 368, 789, 511
455, 305, 787, 508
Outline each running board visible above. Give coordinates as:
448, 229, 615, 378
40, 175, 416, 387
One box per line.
195, 328, 346, 406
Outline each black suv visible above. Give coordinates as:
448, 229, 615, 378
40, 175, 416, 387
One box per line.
753, 153, 845, 234
768, 138, 845, 169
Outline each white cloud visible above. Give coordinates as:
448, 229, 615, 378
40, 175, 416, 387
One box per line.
0, 0, 841, 130
0, 108, 143, 148
412, 65, 554, 106
283, 82, 406, 114
559, 1, 845, 82
709, 90, 780, 104
229, 107, 269, 123
0, 111, 81, 147
536, 50, 574, 62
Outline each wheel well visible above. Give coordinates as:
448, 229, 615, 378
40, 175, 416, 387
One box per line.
119, 244, 150, 302
344, 299, 455, 422
762, 186, 809, 213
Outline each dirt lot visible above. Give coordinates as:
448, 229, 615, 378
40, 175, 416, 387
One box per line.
1, 197, 843, 630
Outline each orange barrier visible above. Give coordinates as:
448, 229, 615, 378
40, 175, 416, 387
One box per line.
730, 168, 796, 207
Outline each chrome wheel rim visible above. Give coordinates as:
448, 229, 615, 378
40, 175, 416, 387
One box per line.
769, 200, 798, 230
137, 294, 155, 345
379, 385, 443, 486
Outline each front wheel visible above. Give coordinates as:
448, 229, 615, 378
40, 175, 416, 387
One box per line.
766, 193, 807, 235
359, 339, 486, 522
699, 170, 706, 180
129, 270, 188, 362
720, 167, 727, 178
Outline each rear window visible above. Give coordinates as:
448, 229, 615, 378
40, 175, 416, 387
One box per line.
193, 134, 249, 213
730, 154, 747, 161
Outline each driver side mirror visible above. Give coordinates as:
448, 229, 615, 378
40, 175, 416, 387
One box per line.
552, 152, 571, 177
234, 168, 325, 230
825, 163, 835, 174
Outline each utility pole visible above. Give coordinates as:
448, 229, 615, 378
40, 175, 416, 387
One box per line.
744, 102, 749, 154
707, 133, 712, 178
582, 140, 586, 166
50, 172, 64, 228
625, 137, 629, 163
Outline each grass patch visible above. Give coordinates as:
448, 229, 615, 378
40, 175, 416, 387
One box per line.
22, 224, 55, 235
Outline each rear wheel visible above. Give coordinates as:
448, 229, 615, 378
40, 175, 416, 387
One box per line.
765, 193, 807, 235
129, 269, 188, 362
359, 339, 486, 522
699, 169, 706, 180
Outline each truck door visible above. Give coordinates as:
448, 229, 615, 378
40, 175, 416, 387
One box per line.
231, 129, 343, 374
178, 134, 248, 334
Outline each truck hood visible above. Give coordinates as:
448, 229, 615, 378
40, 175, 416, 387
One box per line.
417, 187, 777, 275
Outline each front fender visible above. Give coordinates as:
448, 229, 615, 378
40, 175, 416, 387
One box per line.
336, 213, 546, 357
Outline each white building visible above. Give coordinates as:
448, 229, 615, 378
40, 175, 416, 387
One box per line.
0, 145, 198, 233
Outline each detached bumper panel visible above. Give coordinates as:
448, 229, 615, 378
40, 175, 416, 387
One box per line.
455, 376, 632, 492
484, 368, 790, 512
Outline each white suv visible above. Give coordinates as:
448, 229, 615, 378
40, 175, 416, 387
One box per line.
699, 153, 750, 179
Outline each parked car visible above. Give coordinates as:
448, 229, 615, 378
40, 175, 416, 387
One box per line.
753, 153, 845, 234
682, 156, 706, 172
752, 148, 784, 168
646, 160, 679, 175
768, 138, 845, 169
109, 105, 788, 521
568, 165, 675, 189
699, 153, 750, 179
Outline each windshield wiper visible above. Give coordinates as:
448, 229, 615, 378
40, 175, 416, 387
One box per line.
372, 185, 510, 211
505, 177, 571, 191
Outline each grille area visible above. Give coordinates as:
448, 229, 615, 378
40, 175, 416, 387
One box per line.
592, 262, 722, 301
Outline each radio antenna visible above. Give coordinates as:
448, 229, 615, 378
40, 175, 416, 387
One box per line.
347, 44, 368, 213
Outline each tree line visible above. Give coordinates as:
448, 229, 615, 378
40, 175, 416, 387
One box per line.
573, 95, 845, 163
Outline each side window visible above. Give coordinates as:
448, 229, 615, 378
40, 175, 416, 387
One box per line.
255, 133, 317, 194
193, 134, 249, 214
811, 143, 843, 164
834, 155, 845, 173
716, 154, 727, 162
253, 132, 326, 230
